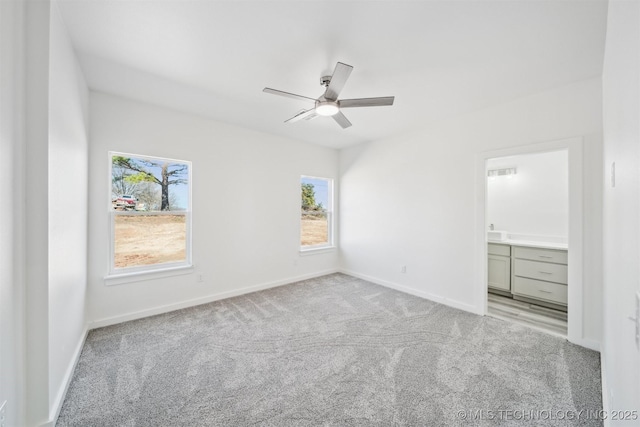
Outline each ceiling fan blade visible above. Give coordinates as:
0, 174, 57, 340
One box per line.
339, 96, 395, 108
324, 62, 353, 100
263, 88, 316, 103
332, 111, 352, 129
285, 109, 316, 123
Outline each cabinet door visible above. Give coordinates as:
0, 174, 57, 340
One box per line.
488, 255, 511, 291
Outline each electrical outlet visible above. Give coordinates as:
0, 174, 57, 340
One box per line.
401, 265, 407, 274
0, 400, 7, 427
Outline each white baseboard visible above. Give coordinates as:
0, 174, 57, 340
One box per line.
89, 269, 339, 330
45, 325, 89, 427
340, 269, 480, 315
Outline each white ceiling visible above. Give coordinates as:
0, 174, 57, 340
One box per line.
57, 0, 608, 148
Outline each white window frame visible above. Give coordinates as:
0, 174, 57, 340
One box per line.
107, 151, 193, 280
300, 175, 335, 252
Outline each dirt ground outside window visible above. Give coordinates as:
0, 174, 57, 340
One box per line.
114, 215, 186, 268
301, 216, 328, 246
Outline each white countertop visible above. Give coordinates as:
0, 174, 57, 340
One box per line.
487, 239, 568, 251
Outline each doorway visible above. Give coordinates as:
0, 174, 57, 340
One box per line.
485, 150, 569, 336
474, 137, 585, 345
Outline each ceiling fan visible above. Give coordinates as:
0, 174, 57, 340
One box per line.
263, 62, 395, 129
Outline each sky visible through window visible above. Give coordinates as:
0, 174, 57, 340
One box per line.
301, 177, 329, 209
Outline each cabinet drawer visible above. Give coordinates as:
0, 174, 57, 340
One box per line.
513, 246, 567, 264
488, 243, 510, 257
514, 259, 568, 284
512, 276, 567, 305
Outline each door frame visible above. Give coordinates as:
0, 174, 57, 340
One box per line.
474, 137, 586, 346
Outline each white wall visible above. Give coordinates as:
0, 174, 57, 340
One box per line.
87, 93, 339, 326
487, 150, 568, 238
0, 1, 90, 424
340, 77, 602, 344
0, 0, 27, 424
24, 0, 53, 424
602, 0, 640, 420
48, 1, 89, 420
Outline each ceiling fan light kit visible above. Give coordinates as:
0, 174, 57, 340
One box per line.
315, 101, 339, 116
263, 62, 395, 129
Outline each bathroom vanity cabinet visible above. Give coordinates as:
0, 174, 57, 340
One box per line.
488, 243, 511, 292
488, 242, 568, 311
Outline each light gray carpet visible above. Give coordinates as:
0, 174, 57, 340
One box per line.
57, 273, 602, 426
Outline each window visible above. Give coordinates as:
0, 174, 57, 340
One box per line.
300, 176, 333, 249
109, 152, 192, 275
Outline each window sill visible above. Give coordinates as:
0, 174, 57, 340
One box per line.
299, 246, 337, 256
104, 265, 194, 286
